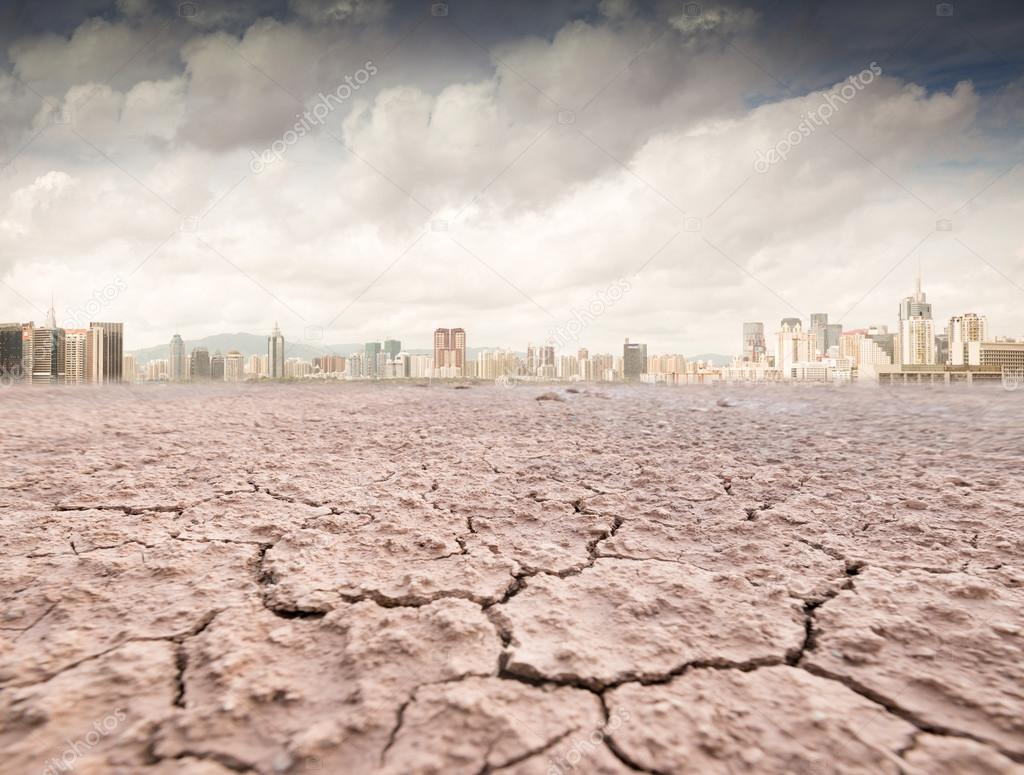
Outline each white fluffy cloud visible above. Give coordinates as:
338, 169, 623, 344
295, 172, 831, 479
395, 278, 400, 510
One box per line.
0, 4, 1022, 355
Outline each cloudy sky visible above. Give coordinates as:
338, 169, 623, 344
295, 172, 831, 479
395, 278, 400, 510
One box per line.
1, 0, 1023, 354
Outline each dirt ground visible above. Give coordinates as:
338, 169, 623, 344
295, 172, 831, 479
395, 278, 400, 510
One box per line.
1, 382, 1022, 774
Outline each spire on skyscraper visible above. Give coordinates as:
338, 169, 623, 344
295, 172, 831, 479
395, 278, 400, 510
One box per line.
45, 294, 57, 329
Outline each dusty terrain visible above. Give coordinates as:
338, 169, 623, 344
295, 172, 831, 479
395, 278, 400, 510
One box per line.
1, 382, 1022, 775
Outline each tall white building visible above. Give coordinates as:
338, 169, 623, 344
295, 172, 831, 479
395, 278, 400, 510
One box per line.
899, 272, 935, 366
224, 350, 245, 382
408, 354, 433, 378
947, 313, 988, 365
146, 359, 169, 381
64, 329, 90, 384
169, 334, 187, 382
268, 323, 285, 379
346, 352, 365, 379
775, 319, 814, 379
246, 354, 265, 378
123, 353, 138, 383
284, 358, 312, 378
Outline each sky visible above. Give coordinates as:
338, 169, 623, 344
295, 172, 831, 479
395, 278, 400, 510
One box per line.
1, 0, 1023, 354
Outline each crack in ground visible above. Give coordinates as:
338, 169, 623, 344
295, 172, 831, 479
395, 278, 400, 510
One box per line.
799, 662, 1024, 763
379, 672, 496, 767
485, 726, 578, 773
6, 608, 222, 690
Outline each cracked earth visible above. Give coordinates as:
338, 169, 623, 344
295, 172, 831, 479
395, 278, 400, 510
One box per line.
1, 383, 1023, 774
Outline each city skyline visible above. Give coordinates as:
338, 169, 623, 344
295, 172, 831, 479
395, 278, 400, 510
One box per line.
132, 271, 1024, 386
5, 269, 1020, 386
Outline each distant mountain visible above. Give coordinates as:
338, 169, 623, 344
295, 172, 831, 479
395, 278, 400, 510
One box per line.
689, 353, 733, 366
128, 333, 363, 365
128, 333, 521, 365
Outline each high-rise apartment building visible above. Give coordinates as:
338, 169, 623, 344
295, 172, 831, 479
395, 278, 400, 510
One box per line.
346, 350, 366, 378
623, 338, 647, 381
0, 323, 23, 380
64, 329, 90, 384
88, 322, 123, 383
899, 273, 935, 366
224, 350, 245, 382
146, 359, 169, 382
947, 313, 988, 365
540, 345, 555, 368
775, 319, 814, 378
433, 327, 466, 377
268, 323, 285, 378
558, 355, 579, 380
314, 354, 346, 374
20, 323, 33, 377
246, 354, 264, 378
839, 329, 864, 364
211, 351, 225, 381
525, 344, 537, 374
190, 347, 211, 381
742, 322, 766, 362
169, 334, 187, 382
123, 353, 137, 383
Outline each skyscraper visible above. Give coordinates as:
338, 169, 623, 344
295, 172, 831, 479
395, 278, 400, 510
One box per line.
365, 341, 382, 379
190, 347, 211, 381
433, 327, 466, 377
268, 323, 285, 379
31, 302, 65, 385
0, 323, 23, 380
224, 350, 245, 382
742, 322, 766, 362
776, 318, 813, 378
809, 313, 829, 355
947, 313, 988, 365
64, 329, 90, 384
383, 339, 401, 359
88, 322, 123, 383
169, 334, 187, 382
211, 351, 225, 381
123, 353, 137, 383
824, 323, 843, 355
899, 270, 935, 366
623, 338, 647, 381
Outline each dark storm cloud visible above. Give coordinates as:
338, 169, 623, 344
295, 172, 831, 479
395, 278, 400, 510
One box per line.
0, 0, 1022, 352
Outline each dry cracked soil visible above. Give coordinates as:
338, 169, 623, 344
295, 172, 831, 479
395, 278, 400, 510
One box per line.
1, 382, 1023, 775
